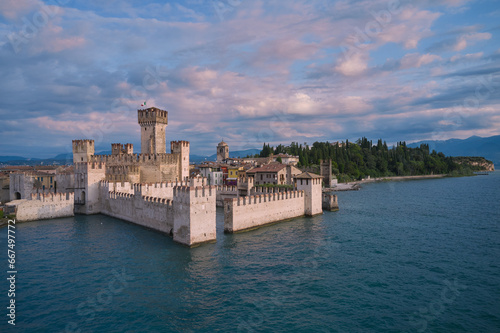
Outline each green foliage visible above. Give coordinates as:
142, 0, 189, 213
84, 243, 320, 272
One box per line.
259, 138, 477, 180
260, 143, 273, 157
276, 156, 282, 163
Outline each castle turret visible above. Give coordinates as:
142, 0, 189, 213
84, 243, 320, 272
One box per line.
320, 159, 333, 187
138, 107, 168, 154
111, 143, 134, 155
72, 140, 95, 163
74, 162, 106, 214
171, 141, 190, 181
294, 172, 323, 216
173, 185, 216, 246
217, 141, 229, 162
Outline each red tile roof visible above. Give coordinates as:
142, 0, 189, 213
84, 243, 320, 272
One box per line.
247, 164, 287, 173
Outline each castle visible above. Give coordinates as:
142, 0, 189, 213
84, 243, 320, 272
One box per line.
73, 107, 189, 184
9, 107, 338, 247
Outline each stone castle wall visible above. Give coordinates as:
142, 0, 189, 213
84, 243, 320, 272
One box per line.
9, 173, 34, 201
12, 192, 74, 222
216, 185, 238, 207
322, 193, 339, 211
224, 191, 305, 233
99, 180, 216, 246
215, 185, 293, 207
88, 153, 184, 183
100, 190, 174, 234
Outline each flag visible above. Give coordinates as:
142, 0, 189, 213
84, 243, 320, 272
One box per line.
141, 101, 147, 107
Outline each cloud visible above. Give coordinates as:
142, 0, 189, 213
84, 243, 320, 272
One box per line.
0, 0, 499, 157
427, 31, 492, 53
400, 53, 442, 69
0, 0, 40, 20
335, 52, 369, 76
450, 52, 483, 62
453, 32, 491, 51
376, 7, 441, 49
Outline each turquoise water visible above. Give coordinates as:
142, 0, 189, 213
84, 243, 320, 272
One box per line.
1, 172, 499, 332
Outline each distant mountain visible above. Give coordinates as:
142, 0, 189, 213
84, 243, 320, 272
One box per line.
0, 156, 30, 162
190, 148, 261, 163
52, 153, 72, 160
1, 148, 262, 166
408, 135, 500, 165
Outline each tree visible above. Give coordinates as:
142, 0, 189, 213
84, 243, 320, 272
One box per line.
257, 138, 464, 179
33, 179, 43, 193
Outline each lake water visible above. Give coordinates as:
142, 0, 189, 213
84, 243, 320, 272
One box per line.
1, 172, 499, 332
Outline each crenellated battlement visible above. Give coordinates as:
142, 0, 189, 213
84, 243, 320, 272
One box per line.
224, 189, 308, 233
227, 190, 304, 207
30, 192, 74, 203
217, 185, 238, 193
194, 186, 215, 198
132, 180, 189, 193
138, 107, 168, 125
171, 140, 190, 149
74, 162, 106, 173
112, 143, 134, 155
173, 185, 216, 202
138, 153, 180, 165
73, 139, 95, 163
72, 139, 94, 152
107, 190, 174, 211
322, 193, 339, 211
13, 192, 75, 222
190, 176, 206, 187
88, 153, 181, 166
100, 180, 134, 193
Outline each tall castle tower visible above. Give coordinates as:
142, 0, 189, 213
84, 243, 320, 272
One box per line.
320, 159, 332, 187
217, 141, 229, 162
72, 140, 95, 163
171, 141, 190, 181
138, 107, 168, 154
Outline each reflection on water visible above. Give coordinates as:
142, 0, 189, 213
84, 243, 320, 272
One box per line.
1, 172, 499, 332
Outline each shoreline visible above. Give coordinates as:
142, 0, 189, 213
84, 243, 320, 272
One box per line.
326, 174, 448, 192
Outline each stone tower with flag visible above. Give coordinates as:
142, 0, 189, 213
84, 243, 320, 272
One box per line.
73, 107, 189, 183
138, 107, 168, 154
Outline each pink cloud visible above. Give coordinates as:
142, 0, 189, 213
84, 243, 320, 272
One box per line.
454, 32, 491, 51
335, 52, 369, 76
378, 8, 441, 49
0, 0, 40, 20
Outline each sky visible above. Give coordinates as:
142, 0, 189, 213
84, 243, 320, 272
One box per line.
0, 0, 499, 158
